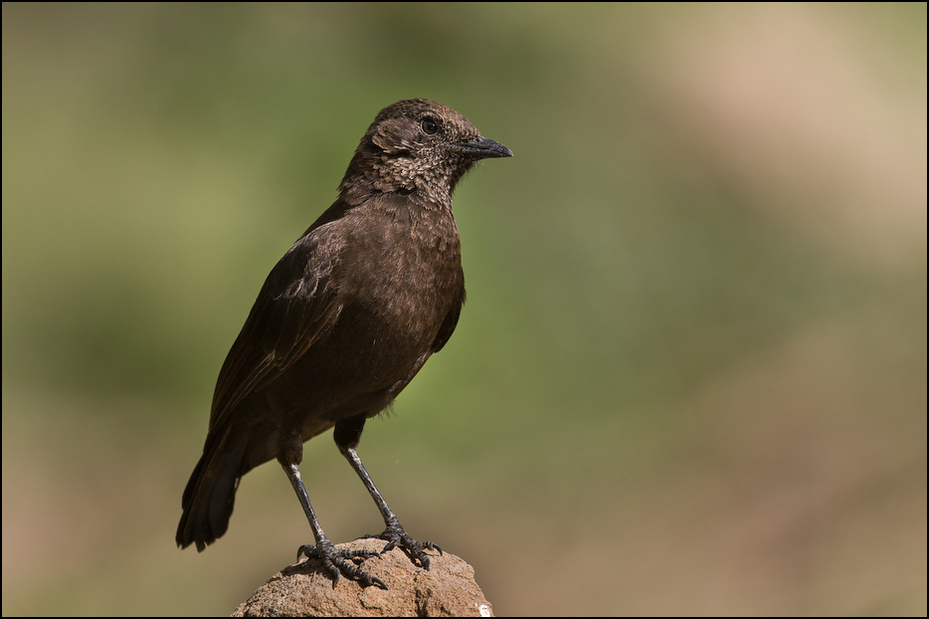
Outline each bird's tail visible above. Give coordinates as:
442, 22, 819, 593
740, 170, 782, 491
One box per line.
176, 431, 248, 551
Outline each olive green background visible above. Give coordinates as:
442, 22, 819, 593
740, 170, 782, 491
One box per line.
3, 3, 926, 616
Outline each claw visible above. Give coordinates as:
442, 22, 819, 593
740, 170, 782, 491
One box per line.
296, 540, 387, 589
364, 517, 441, 570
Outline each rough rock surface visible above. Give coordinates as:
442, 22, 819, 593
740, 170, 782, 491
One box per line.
231, 538, 494, 617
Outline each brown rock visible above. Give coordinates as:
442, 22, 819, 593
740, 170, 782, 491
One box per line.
232, 538, 494, 617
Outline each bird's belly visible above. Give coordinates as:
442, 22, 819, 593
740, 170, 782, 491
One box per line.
272, 291, 450, 430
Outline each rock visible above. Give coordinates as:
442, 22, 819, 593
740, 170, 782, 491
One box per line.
231, 538, 494, 617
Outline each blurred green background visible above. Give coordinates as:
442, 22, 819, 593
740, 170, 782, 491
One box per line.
3, 3, 926, 616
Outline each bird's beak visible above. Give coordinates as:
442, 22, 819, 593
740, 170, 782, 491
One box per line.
458, 137, 514, 160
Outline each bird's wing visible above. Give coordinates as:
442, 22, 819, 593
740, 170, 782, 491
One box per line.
431, 295, 462, 354
207, 232, 342, 431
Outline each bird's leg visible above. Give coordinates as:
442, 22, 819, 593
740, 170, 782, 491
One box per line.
334, 414, 442, 571
343, 447, 442, 569
282, 461, 386, 589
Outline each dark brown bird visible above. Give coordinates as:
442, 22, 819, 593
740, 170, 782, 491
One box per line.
176, 99, 512, 588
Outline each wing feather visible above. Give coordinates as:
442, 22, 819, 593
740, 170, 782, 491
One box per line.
207, 233, 342, 431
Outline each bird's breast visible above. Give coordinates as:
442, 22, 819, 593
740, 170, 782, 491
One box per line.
345, 221, 462, 335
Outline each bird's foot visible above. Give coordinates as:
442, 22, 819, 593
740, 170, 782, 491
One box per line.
364, 516, 442, 570
297, 538, 386, 589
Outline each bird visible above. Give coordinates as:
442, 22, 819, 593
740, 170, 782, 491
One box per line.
176, 98, 512, 589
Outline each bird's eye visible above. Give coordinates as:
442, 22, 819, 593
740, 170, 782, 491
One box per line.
420, 118, 439, 135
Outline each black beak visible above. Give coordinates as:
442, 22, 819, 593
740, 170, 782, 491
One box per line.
458, 137, 514, 160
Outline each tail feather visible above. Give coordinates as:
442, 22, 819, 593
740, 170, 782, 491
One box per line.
176, 434, 248, 551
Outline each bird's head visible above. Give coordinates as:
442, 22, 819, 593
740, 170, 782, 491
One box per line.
340, 99, 512, 204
